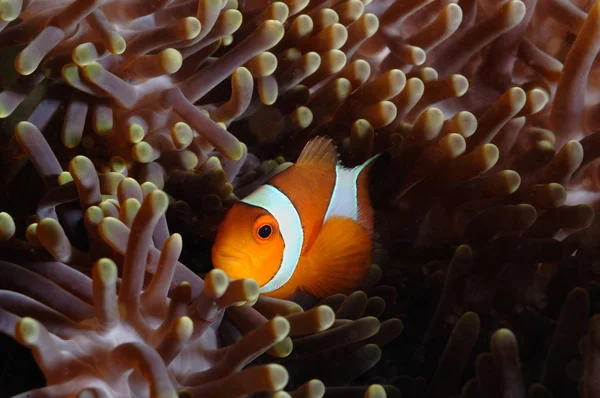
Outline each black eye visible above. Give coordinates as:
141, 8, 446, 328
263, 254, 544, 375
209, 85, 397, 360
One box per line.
257, 224, 272, 239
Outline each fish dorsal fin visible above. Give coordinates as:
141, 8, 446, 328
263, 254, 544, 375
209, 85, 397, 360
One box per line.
296, 136, 338, 166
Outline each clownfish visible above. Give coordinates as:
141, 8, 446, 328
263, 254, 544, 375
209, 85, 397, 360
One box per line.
211, 137, 379, 299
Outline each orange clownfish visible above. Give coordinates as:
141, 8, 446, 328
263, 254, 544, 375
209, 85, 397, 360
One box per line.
211, 137, 379, 299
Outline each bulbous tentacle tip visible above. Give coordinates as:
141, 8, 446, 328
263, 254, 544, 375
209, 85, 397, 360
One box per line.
0, 212, 15, 241
364, 384, 386, 398
147, 189, 170, 215
204, 268, 230, 299
257, 19, 286, 46
76, 386, 112, 398
0, 0, 22, 22
94, 258, 118, 285
271, 315, 292, 341
506, 0, 527, 23
265, 363, 290, 391
16, 317, 41, 346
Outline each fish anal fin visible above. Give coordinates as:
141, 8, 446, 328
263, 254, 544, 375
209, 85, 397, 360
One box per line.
302, 216, 372, 298
296, 136, 338, 167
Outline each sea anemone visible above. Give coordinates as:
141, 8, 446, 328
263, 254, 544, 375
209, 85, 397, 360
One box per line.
5, 0, 600, 397
0, 138, 402, 396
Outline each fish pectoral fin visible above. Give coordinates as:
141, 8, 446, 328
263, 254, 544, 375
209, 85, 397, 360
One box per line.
302, 216, 372, 298
296, 136, 339, 167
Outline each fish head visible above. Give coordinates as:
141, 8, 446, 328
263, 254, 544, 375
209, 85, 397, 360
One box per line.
212, 202, 284, 287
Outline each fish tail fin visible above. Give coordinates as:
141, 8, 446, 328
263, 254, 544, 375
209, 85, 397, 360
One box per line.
301, 216, 372, 298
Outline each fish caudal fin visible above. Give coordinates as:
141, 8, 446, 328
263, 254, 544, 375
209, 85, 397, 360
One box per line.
296, 136, 338, 166
302, 216, 372, 297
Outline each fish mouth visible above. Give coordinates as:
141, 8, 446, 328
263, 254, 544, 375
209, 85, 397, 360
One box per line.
214, 252, 242, 262
211, 248, 251, 279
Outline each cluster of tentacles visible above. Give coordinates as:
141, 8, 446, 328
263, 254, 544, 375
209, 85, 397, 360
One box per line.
4, 0, 600, 397
0, 127, 404, 397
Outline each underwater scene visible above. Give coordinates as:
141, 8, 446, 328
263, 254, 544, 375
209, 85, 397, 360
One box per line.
0, 0, 599, 397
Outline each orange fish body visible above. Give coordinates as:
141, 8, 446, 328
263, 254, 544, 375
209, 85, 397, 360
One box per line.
211, 137, 379, 299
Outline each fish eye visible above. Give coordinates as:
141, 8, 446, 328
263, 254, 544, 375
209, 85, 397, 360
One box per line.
257, 224, 272, 239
